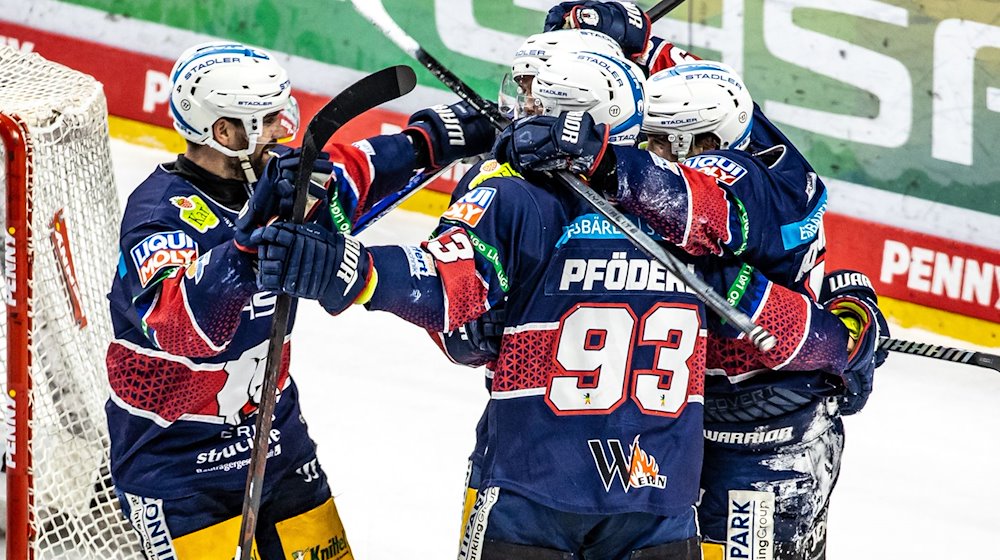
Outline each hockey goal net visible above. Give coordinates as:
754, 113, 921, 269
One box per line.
0, 46, 142, 558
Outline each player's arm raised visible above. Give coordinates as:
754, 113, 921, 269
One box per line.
333, 101, 496, 228
542, 0, 699, 75
253, 169, 554, 334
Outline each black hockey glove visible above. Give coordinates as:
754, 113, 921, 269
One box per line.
440, 308, 507, 367
233, 150, 334, 253
493, 112, 609, 177
404, 101, 497, 170
544, 1, 651, 59
253, 222, 374, 315
820, 269, 891, 415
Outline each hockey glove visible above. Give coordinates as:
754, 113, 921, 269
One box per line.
233, 150, 335, 253
253, 222, 374, 315
494, 112, 609, 176
543, 1, 651, 59
404, 101, 498, 170
440, 307, 506, 367
819, 269, 891, 415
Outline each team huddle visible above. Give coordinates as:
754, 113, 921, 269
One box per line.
105, 2, 890, 559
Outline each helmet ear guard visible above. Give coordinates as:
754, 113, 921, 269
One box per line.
169, 42, 292, 163
642, 61, 753, 159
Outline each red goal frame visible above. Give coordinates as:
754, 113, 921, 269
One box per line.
2, 111, 38, 559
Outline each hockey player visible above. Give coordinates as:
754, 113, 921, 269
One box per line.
105, 41, 494, 560
252, 50, 871, 560
449, 3, 888, 558
636, 61, 891, 560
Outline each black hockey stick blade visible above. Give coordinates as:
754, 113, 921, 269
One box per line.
291, 65, 417, 222
879, 337, 1000, 373
236, 65, 416, 560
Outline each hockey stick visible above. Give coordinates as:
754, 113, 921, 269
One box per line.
352, 0, 688, 233
647, 0, 687, 22
351, 0, 775, 351
880, 338, 1000, 372
235, 64, 417, 560
353, 164, 451, 233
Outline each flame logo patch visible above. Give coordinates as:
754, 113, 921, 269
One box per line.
589, 435, 667, 492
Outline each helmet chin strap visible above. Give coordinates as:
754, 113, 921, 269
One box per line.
206, 129, 261, 183
238, 155, 258, 183
667, 132, 693, 161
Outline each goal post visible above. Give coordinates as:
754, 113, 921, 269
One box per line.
0, 45, 142, 559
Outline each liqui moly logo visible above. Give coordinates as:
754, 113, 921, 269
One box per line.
130, 230, 198, 287
442, 187, 497, 227
684, 154, 748, 186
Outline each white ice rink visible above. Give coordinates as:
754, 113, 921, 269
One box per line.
107, 139, 1000, 559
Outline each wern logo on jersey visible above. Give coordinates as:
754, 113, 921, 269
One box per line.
589, 435, 667, 493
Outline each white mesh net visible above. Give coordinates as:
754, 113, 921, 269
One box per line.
0, 46, 142, 559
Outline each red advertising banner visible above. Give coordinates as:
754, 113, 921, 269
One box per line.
827, 213, 1000, 324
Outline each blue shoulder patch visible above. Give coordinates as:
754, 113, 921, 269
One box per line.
779, 190, 827, 250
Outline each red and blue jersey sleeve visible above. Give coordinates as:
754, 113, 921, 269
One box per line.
611, 143, 828, 296
636, 38, 701, 76
366, 165, 564, 333
702, 262, 850, 377
321, 134, 416, 233
612, 147, 741, 257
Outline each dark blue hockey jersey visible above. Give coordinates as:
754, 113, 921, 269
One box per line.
611, 108, 838, 402
366, 161, 851, 516
105, 135, 415, 498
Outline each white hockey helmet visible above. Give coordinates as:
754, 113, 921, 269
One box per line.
511, 29, 625, 79
169, 41, 292, 159
642, 61, 753, 159
528, 51, 645, 145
